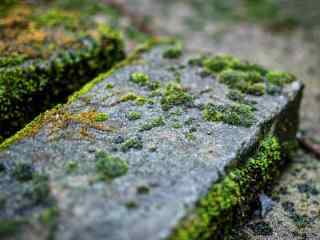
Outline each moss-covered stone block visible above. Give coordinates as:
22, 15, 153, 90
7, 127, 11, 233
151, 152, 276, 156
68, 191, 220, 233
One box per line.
0, 0, 125, 141
0, 40, 303, 240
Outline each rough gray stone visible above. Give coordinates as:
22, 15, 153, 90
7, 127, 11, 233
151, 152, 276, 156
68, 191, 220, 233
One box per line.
0, 44, 303, 240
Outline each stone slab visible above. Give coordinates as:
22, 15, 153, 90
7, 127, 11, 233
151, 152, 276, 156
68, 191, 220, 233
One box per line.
0, 41, 303, 240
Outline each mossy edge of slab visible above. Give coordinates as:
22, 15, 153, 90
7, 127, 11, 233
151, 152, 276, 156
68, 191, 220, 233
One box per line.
0, 1, 126, 141
0, 37, 175, 152
169, 87, 303, 240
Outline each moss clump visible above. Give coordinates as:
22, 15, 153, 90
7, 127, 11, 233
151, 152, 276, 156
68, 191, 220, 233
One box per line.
95, 113, 109, 122
66, 161, 78, 173
266, 71, 296, 86
12, 163, 34, 182
140, 116, 165, 131
172, 122, 183, 129
163, 44, 182, 59
161, 82, 193, 111
203, 103, 255, 127
0, 219, 24, 237
170, 136, 281, 240
130, 72, 150, 86
39, 207, 59, 227
203, 54, 240, 73
137, 185, 150, 194
95, 151, 128, 180
218, 69, 265, 96
127, 111, 142, 121
105, 83, 114, 89
30, 174, 50, 204
120, 92, 150, 106
120, 136, 143, 152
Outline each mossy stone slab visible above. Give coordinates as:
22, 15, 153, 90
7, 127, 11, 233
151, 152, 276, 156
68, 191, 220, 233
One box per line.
0, 0, 125, 141
0, 42, 303, 240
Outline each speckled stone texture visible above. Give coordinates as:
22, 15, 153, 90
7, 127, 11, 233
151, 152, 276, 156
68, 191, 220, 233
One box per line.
0, 44, 303, 240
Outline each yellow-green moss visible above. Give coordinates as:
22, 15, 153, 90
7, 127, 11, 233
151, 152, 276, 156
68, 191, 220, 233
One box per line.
169, 136, 282, 240
127, 111, 142, 121
130, 72, 150, 86
266, 71, 296, 86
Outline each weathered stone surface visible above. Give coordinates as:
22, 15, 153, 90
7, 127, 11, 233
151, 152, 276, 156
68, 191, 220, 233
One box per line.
0, 42, 303, 240
0, 0, 125, 141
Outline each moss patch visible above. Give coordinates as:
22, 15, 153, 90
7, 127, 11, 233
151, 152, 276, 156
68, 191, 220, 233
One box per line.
161, 82, 193, 111
121, 136, 143, 152
130, 72, 150, 86
140, 116, 165, 131
163, 43, 183, 59
95, 151, 128, 180
127, 111, 142, 121
203, 103, 255, 127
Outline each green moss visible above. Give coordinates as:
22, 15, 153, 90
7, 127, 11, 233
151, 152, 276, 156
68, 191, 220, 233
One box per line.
203, 103, 255, 127
120, 136, 143, 152
172, 122, 183, 129
120, 92, 149, 106
169, 136, 281, 240
218, 69, 265, 96
163, 43, 183, 59
185, 132, 196, 141
31, 174, 50, 204
95, 113, 109, 122
125, 201, 138, 209
0, 219, 24, 237
39, 207, 59, 226
130, 72, 150, 86
12, 163, 34, 182
161, 82, 193, 111
266, 71, 296, 86
95, 151, 128, 180
66, 161, 78, 173
34, 8, 79, 29
105, 83, 114, 89
127, 111, 142, 121
140, 116, 165, 131
203, 54, 240, 73
137, 185, 150, 194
